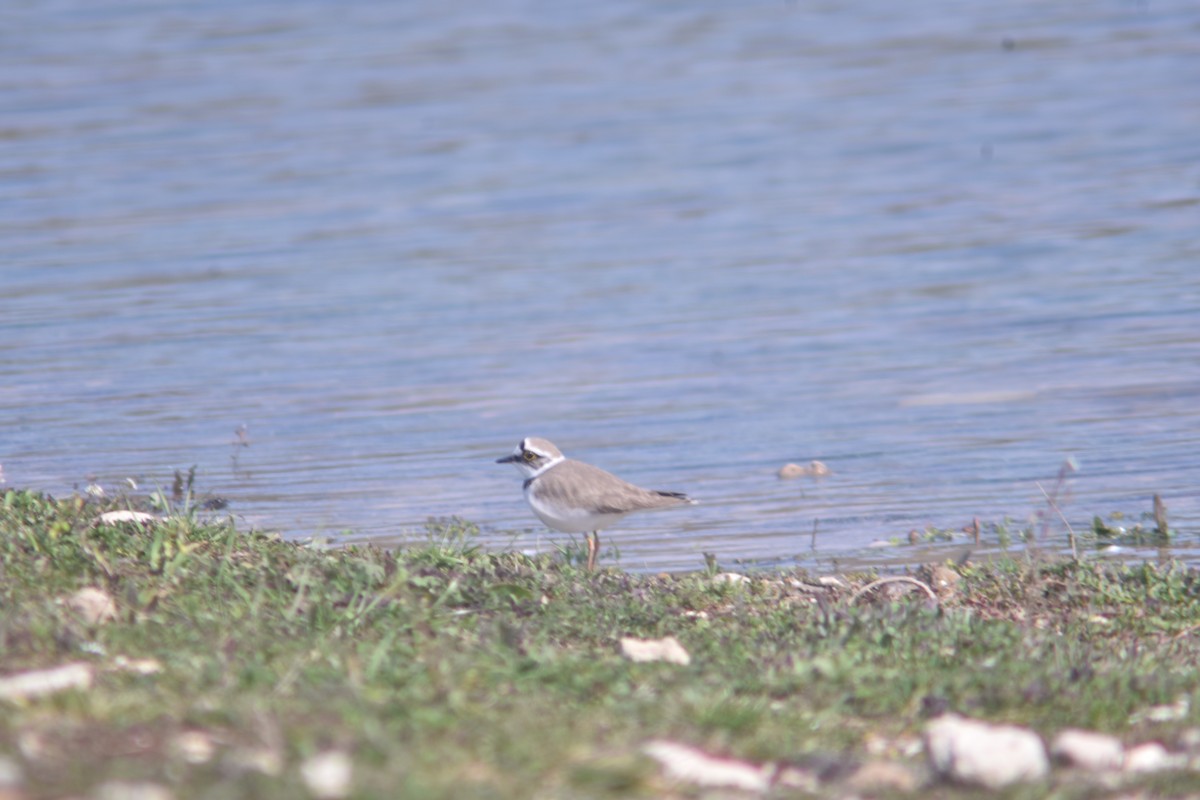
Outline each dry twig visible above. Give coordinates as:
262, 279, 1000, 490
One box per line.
848, 576, 937, 605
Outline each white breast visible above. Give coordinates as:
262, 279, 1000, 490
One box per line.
523, 483, 629, 533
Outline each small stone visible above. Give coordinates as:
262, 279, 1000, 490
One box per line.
0, 755, 22, 788
777, 463, 804, 479
863, 732, 921, 758
643, 740, 770, 793
300, 751, 353, 800
111, 656, 163, 675
1131, 695, 1189, 723
925, 713, 1049, 789
712, 572, 750, 586
1124, 742, 1178, 773
778, 461, 830, 479
16, 730, 47, 761
847, 760, 919, 793
173, 731, 215, 765
223, 747, 283, 777
772, 765, 818, 792
916, 564, 962, 600
620, 636, 691, 666
1178, 727, 1200, 751
93, 781, 173, 800
0, 663, 93, 702
1050, 729, 1124, 771
67, 587, 117, 625
96, 510, 156, 525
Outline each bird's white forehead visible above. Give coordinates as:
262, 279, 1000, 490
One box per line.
520, 437, 559, 458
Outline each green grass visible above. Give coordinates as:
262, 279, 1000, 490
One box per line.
1, 488, 1199, 798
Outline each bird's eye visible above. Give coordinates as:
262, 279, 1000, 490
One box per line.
522, 451, 537, 461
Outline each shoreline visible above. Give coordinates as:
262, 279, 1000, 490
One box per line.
2, 488, 1199, 798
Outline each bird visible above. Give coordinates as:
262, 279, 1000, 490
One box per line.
496, 436, 695, 570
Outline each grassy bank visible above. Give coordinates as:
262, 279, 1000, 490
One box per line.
1, 488, 1199, 798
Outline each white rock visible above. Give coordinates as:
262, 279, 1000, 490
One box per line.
1178, 727, 1200, 751
777, 462, 805, 479
93, 781, 173, 800
643, 740, 770, 793
619, 636, 691, 666
0, 754, 22, 787
778, 460, 830, 479
925, 714, 1049, 789
847, 761, 918, 793
112, 656, 163, 675
173, 731, 215, 765
97, 510, 156, 525
224, 747, 282, 777
16, 730, 47, 761
1131, 695, 1189, 724
300, 751, 353, 799
1050, 729, 1124, 771
67, 587, 117, 625
0, 662, 93, 701
1124, 742, 1179, 773
712, 572, 750, 586
773, 765, 818, 792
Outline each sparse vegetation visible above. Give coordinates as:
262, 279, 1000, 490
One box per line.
1, 488, 1198, 798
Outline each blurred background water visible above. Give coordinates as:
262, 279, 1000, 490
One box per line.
3, 0, 1198, 571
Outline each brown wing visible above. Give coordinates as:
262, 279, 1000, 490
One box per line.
550, 460, 692, 514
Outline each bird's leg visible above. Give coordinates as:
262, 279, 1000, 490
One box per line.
586, 531, 599, 571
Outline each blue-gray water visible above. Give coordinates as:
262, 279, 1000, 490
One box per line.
4, 1, 1198, 571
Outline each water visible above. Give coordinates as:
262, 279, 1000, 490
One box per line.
3, 0, 1198, 571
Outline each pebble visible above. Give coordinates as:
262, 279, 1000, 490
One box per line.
1131, 695, 1189, 723
300, 751, 353, 800
847, 760, 918, 793
111, 656, 163, 675
93, 781, 173, 800
1123, 742, 1178, 773
619, 636, 691, 666
1050, 729, 1124, 771
173, 731, 216, 765
920, 565, 962, 598
925, 713, 1049, 789
0, 663, 93, 702
1178, 727, 1200, 751
643, 740, 770, 793
777, 461, 830, 479
67, 587, 117, 626
0, 755, 22, 788
223, 747, 282, 777
96, 510, 157, 526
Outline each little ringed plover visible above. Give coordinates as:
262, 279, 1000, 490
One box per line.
497, 436, 695, 570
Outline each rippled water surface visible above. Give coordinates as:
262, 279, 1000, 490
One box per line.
4, 1, 1199, 571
